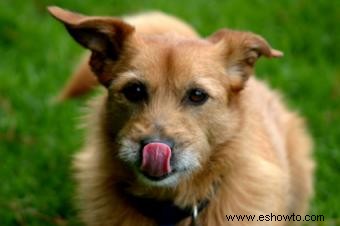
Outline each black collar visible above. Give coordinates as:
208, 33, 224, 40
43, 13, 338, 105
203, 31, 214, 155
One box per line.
123, 192, 210, 226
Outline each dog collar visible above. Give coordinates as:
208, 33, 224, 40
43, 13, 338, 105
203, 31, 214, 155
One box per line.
123, 192, 209, 226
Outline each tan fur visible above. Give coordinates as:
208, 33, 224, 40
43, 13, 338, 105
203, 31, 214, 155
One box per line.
48, 6, 314, 226
57, 11, 198, 101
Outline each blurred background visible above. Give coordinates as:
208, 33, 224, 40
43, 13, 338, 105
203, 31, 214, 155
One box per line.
0, 0, 339, 225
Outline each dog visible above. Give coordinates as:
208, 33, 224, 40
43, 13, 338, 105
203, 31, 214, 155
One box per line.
48, 6, 314, 226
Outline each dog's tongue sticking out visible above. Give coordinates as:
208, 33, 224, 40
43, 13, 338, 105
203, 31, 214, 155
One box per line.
141, 143, 172, 178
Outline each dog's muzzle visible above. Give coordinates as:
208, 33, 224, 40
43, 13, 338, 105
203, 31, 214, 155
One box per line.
140, 138, 175, 180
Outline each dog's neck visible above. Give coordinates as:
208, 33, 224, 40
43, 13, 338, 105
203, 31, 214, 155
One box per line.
117, 178, 220, 226
123, 191, 209, 226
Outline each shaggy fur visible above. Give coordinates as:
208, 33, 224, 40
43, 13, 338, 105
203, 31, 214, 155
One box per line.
48, 6, 314, 226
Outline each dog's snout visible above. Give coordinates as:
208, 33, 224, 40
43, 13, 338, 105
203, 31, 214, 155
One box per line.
140, 137, 175, 150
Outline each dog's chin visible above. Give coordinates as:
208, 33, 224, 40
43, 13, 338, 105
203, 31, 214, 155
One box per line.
136, 170, 181, 187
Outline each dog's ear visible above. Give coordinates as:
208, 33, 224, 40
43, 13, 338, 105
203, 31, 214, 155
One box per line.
208, 29, 283, 91
47, 6, 135, 86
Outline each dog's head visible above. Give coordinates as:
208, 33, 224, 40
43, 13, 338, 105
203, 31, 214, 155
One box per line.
49, 7, 282, 187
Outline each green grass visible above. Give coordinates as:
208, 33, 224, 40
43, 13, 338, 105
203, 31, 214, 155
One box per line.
0, 0, 339, 225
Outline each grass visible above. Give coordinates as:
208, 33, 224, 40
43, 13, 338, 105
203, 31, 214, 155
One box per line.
0, 0, 339, 225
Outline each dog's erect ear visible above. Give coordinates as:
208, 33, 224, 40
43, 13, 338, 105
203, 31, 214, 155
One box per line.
48, 6, 135, 86
208, 29, 283, 91
47, 6, 134, 58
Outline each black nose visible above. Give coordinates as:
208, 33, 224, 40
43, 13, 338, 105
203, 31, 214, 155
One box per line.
140, 137, 175, 150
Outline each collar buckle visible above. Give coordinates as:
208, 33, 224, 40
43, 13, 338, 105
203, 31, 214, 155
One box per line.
190, 204, 198, 226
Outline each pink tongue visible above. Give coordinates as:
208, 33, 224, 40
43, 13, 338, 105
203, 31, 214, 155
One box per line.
141, 143, 172, 177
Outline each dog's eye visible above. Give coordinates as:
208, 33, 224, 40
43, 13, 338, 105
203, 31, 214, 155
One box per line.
186, 88, 209, 105
121, 82, 148, 103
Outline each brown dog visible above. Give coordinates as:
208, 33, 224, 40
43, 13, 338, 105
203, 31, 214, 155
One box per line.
48, 6, 314, 226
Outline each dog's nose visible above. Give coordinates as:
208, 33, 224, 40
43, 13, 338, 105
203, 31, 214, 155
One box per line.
140, 137, 175, 150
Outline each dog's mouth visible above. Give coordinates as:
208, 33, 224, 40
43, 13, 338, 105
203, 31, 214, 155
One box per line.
141, 170, 177, 181
140, 142, 173, 180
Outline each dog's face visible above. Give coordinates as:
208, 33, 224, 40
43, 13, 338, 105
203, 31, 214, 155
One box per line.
111, 38, 235, 186
49, 7, 282, 187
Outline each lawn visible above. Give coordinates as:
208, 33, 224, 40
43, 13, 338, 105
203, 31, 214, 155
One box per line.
0, 0, 339, 225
